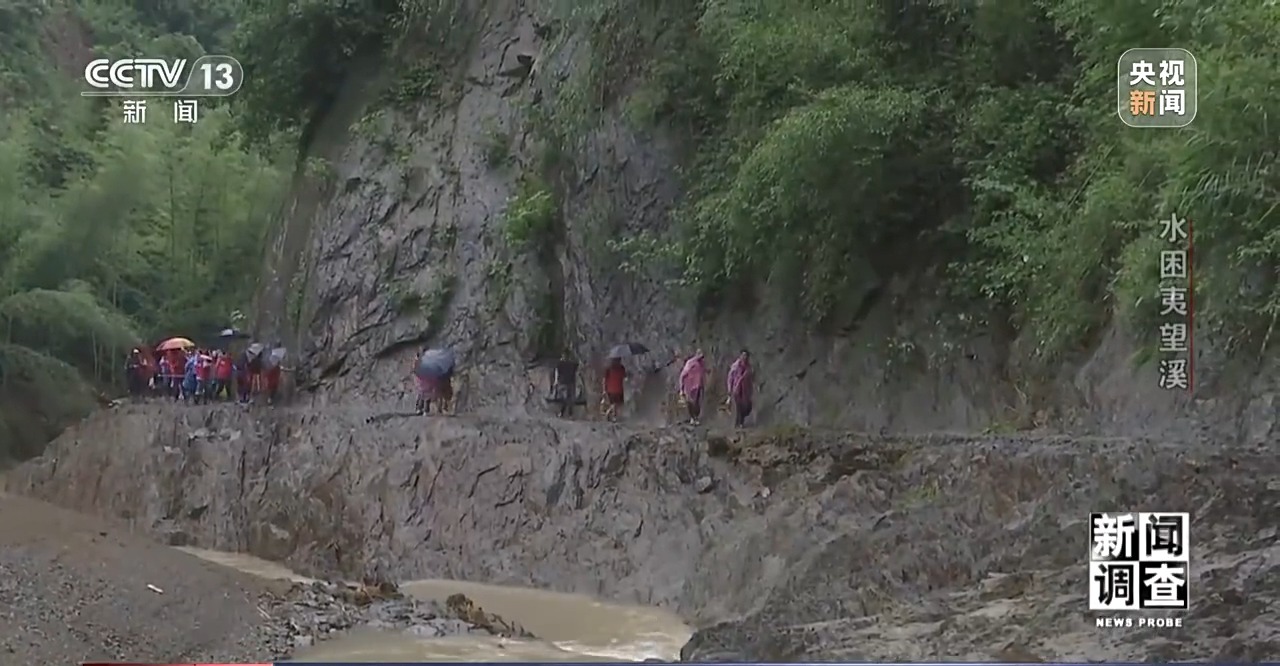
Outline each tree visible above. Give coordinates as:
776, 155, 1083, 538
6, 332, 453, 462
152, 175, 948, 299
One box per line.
0, 82, 288, 462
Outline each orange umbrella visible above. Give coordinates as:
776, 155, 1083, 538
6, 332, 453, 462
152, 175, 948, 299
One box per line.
156, 337, 195, 351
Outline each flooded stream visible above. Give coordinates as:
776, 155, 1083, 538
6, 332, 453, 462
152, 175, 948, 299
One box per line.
177, 547, 692, 662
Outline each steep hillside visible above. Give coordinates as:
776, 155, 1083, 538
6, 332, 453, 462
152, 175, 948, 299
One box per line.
4, 0, 1276, 459
235, 0, 1277, 442
3, 1, 1278, 662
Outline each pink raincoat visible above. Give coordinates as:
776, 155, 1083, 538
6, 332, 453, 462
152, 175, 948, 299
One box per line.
727, 357, 753, 403
679, 353, 706, 401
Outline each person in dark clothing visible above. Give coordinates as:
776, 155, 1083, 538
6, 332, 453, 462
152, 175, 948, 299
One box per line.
264, 363, 282, 404
438, 368, 455, 413
414, 381, 430, 414
235, 353, 252, 403
551, 357, 579, 418
246, 349, 264, 400
125, 350, 143, 396
412, 347, 431, 414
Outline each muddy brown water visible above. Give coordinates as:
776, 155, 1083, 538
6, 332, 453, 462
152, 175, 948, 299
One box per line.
177, 548, 692, 662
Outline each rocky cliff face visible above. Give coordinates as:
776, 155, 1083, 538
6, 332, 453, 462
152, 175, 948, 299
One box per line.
6, 404, 1278, 661
7, 0, 1278, 662
245, 0, 1278, 442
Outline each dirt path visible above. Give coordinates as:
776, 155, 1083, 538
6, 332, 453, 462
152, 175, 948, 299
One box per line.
9, 402, 1278, 662
0, 492, 282, 664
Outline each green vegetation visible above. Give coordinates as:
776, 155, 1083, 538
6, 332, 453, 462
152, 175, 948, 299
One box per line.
528, 286, 560, 359
5, 0, 1277, 457
502, 178, 558, 250
0, 0, 290, 460
424, 275, 456, 337
233, 0, 469, 145
391, 274, 455, 335
480, 120, 511, 169
231, 0, 416, 141
557, 0, 1279, 363
381, 63, 440, 110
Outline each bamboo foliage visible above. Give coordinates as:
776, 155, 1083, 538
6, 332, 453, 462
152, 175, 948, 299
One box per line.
0, 101, 289, 461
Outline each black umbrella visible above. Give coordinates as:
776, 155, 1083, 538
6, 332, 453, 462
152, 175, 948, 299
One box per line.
414, 348, 456, 379
607, 342, 649, 359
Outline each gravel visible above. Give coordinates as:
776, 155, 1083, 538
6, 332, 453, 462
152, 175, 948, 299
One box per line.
0, 493, 275, 663
0, 493, 510, 663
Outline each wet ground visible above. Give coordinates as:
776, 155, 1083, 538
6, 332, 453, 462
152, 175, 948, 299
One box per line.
0, 493, 276, 664
6, 405, 1279, 662
181, 547, 691, 662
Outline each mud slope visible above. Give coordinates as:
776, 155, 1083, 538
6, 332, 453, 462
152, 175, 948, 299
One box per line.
6, 403, 1278, 661
0, 493, 276, 664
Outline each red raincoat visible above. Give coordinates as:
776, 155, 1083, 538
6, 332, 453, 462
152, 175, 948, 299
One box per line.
214, 355, 233, 380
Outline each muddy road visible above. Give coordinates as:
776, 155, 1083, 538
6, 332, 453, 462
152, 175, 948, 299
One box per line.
4, 403, 1278, 662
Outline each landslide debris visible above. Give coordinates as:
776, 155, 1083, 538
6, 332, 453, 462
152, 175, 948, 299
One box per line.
0, 491, 524, 663
445, 592, 535, 638
7, 404, 1278, 662
262, 583, 534, 656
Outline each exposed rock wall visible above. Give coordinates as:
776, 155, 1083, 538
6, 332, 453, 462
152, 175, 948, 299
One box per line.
9, 0, 1278, 662
6, 404, 1277, 660
245, 0, 1275, 446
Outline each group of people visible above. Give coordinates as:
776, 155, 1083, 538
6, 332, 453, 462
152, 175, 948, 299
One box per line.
672, 348, 754, 427
125, 344, 284, 405
546, 348, 755, 427
125, 335, 757, 423
410, 349, 454, 415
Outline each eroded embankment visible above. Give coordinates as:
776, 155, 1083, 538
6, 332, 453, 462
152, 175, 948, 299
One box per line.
0, 492, 518, 663
5, 403, 1279, 661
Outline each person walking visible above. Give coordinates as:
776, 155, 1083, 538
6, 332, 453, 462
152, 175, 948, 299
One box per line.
725, 349, 753, 427
212, 351, 233, 400
264, 362, 282, 404
167, 349, 186, 399
602, 357, 627, 422
125, 350, 143, 396
412, 347, 431, 415
194, 350, 213, 404
678, 349, 707, 425
552, 354, 580, 418
437, 367, 455, 414
158, 355, 173, 399
246, 347, 264, 401
234, 352, 252, 404
181, 350, 199, 403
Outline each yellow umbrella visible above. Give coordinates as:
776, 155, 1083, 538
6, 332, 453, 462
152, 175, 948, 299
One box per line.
157, 337, 195, 351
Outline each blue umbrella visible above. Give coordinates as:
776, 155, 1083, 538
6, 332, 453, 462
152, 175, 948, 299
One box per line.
415, 348, 456, 379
